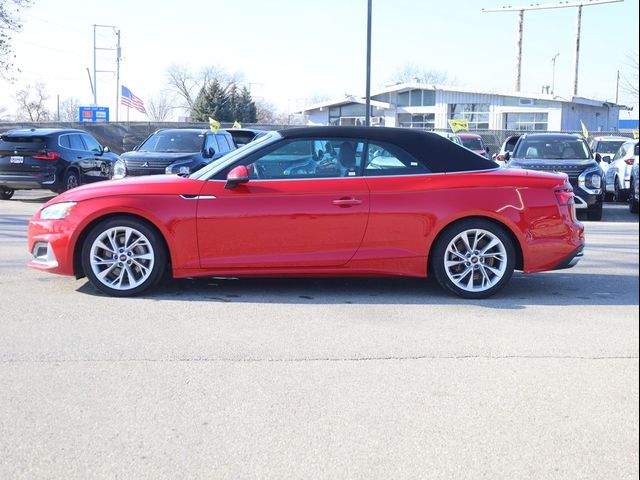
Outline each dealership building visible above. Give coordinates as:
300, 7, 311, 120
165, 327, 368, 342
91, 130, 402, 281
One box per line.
299, 82, 626, 132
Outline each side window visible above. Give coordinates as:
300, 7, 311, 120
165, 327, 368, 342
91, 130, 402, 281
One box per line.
69, 134, 86, 151
81, 134, 102, 153
220, 138, 365, 180
216, 135, 230, 153
58, 135, 71, 149
204, 134, 219, 154
365, 142, 430, 176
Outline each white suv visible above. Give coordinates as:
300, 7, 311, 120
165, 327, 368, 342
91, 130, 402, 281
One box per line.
589, 136, 629, 175
605, 140, 639, 202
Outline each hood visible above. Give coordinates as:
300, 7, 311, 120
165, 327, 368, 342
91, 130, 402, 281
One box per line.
121, 151, 200, 163
509, 158, 598, 173
45, 175, 205, 206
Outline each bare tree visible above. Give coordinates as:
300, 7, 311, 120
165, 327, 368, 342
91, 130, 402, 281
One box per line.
0, 104, 10, 120
165, 64, 247, 115
621, 53, 639, 102
147, 92, 175, 121
254, 98, 278, 123
59, 96, 81, 122
1, 0, 31, 79
391, 63, 455, 85
15, 82, 50, 121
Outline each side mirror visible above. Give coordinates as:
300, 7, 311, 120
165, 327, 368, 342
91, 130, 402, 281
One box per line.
602, 155, 612, 164
504, 151, 511, 162
225, 165, 250, 189
595, 153, 602, 163
485, 146, 491, 153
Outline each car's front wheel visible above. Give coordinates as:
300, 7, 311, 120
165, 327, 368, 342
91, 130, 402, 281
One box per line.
0, 186, 14, 200
431, 219, 516, 299
81, 217, 167, 297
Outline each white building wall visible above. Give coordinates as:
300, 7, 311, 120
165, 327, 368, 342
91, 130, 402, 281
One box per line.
561, 104, 621, 132
306, 109, 329, 126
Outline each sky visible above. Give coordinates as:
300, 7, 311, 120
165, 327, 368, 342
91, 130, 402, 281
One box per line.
1, 0, 638, 122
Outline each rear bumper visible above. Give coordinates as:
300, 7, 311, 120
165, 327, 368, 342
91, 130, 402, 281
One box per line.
552, 245, 585, 270
0, 173, 57, 190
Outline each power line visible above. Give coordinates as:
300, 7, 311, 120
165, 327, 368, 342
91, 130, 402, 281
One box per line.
482, 0, 624, 95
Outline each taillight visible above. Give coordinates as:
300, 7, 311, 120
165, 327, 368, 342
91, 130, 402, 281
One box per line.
555, 189, 575, 206
32, 151, 60, 160
496, 154, 504, 161
624, 158, 635, 165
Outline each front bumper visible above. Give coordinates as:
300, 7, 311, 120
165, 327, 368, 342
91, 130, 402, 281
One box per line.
27, 217, 77, 276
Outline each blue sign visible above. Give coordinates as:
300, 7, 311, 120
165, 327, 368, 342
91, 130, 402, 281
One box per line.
79, 106, 110, 123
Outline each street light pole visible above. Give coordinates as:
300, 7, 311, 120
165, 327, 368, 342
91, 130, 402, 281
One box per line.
365, 0, 372, 127
551, 52, 560, 95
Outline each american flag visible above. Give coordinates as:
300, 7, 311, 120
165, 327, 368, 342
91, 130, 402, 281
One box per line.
121, 86, 146, 114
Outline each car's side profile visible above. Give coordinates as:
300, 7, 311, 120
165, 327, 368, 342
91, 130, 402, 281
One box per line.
0, 128, 118, 199
27, 127, 584, 299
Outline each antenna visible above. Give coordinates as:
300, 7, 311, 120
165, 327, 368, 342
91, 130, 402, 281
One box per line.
482, 0, 624, 95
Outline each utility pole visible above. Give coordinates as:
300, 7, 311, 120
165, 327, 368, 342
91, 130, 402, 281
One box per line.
482, 0, 623, 95
551, 53, 560, 95
92, 24, 120, 115
615, 70, 620, 103
365, 0, 372, 127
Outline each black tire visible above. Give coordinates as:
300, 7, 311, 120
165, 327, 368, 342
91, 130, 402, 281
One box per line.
431, 219, 516, 299
64, 170, 80, 191
81, 217, 167, 297
586, 204, 603, 221
0, 187, 14, 200
613, 177, 628, 203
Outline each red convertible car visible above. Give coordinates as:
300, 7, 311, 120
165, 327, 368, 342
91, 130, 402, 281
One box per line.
27, 127, 585, 299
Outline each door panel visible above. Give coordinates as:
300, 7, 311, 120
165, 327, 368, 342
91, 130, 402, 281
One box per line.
196, 178, 370, 269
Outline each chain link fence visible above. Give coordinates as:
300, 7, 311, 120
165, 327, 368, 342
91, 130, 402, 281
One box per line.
1, 122, 636, 155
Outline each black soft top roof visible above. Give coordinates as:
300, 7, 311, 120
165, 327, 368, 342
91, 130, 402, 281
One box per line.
280, 126, 497, 173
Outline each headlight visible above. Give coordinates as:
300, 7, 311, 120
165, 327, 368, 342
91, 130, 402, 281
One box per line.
112, 159, 126, 179
165, 164, 191, 175
586, 173, 601, 189
40, 202, 77, 220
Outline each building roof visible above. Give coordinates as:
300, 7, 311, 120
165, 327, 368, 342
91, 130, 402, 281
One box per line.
298, 81, 628, 113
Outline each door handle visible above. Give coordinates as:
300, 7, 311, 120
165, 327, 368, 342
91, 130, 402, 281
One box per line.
332, 198, 362, 207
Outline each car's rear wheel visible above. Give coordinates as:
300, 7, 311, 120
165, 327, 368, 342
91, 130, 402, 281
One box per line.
431, 219, 516, 299
630, 178, 639, 214
64, 170, 80, 191
81, 217, 167, 297
0, 187, 14, 200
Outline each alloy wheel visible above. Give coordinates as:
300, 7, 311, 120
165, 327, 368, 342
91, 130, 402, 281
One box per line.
443, 228, 508, 293
89, 226, 155, 291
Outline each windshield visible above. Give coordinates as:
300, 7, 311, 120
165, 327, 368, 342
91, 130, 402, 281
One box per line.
596, 140, 626, 154
138, 131, 204, 153
189, 131, 281, 180
514, 137, 590, 160
461, 138, 483, 150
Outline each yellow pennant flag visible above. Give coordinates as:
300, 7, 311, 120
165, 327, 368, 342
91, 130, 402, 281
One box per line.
580, 120, 588, 139
209, 117, 220, 133
448, 118, 469, 133
233, 121, 242, 129
633, 130, 639, 140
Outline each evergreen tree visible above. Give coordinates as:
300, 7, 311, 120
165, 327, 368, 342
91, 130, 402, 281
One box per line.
191, 79, 230, 121
237, 86, 257, 123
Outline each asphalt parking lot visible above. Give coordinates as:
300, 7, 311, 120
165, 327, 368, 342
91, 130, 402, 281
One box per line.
1, 190, 638, 480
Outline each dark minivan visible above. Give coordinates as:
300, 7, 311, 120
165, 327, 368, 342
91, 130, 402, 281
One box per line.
119, 128, 236, 177
506, 133, 604, 220
0, 128, 119, 199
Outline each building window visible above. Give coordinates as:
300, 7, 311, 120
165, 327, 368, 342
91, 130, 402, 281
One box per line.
505, 112, 548, 131
397, 89, 436, 107
398, 113, 435, 129
449, 104, 490, 130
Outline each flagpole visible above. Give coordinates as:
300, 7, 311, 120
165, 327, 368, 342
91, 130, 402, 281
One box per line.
127, 105, 130, 123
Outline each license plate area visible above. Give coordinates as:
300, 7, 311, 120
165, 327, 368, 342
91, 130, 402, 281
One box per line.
10, 156, 24, 164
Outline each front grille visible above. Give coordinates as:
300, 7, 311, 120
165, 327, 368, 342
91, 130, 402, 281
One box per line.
125, 159, 175, 169
126, 167, 166, 176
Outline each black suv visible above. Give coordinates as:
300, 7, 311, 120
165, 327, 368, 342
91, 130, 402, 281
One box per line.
506, 133, 604, 221
119, 128, 236, 177
0, 128, 119, 200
